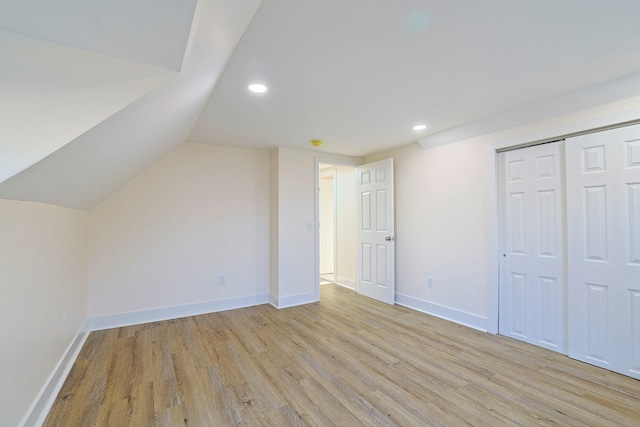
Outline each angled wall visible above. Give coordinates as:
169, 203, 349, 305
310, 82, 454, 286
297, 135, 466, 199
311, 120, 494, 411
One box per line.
0, 199, 88, 427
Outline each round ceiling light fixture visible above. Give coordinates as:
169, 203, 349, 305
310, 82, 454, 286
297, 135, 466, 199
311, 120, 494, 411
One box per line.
413, 124, 427, 131
248, 83, 268, 93
311, 139, 324, 147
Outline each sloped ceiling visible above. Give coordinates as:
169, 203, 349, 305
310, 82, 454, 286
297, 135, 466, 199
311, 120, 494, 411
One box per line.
0, 30, 176, 182
0, 0, 196, 70
2, 0, 640, 210
0, 0, 199, 183
0, 0, 263, 209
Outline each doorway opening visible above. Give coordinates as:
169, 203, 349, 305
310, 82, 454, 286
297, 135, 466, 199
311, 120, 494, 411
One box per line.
317, 162, 357, 297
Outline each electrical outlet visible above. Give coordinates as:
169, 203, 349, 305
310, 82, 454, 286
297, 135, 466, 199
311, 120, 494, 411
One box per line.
427, 276, 434, 289
219, 275, 226, 285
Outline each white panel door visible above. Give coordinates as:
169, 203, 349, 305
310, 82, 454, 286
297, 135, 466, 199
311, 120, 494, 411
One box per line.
566, 124, 640, 379
499, 142, 566, 353
356, 158, 395, 304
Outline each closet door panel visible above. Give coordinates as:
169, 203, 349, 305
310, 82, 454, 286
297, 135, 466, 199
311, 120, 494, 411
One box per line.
499, 142, 565, 353
566, 123, 640, 379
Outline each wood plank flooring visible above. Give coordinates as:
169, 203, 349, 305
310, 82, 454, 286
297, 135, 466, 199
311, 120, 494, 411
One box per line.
44, 284, 640, 426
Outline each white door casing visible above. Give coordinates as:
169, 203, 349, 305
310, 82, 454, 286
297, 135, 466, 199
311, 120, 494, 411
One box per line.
566, 124, 640, 379
499, 142, 566, 353
356, 158, 395, 304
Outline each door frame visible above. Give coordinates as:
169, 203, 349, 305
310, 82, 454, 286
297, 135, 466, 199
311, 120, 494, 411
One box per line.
485, 113, 640, 334
319, 167, 337, 281
314, 157, 361, 301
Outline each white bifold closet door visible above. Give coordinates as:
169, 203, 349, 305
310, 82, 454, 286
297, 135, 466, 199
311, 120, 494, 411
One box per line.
499, 141, 566, 353
566, 124, 640, 380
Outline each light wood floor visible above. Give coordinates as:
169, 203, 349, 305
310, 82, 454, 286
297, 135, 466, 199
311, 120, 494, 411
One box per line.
45, 284, 640, 426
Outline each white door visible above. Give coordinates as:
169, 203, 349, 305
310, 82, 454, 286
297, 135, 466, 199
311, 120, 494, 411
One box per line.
319, 174, 335, 278
566, 124, 640, 379
356, 158, 395, 304
499, 142, 566, 353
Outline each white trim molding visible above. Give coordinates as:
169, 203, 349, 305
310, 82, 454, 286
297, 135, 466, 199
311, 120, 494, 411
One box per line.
396, 293, 488, 332
20, 329, 89, 427
484, 94, 640, 335
335, 276, 355, 290
314, 156, 362, 303
418, 72, 640, 149
269, 292, 317, 309
22, 293, 272, 425
86, 293, 270, 331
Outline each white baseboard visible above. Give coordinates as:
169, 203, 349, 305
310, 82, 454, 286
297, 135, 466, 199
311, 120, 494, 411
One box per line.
86, 293, 270, 331
395, 293, 488, 332
20, 328, 89, 427
21, 294, 270, 425
269, 292, 317, 309
335, 276, 355, 290
269, 293, 279, 307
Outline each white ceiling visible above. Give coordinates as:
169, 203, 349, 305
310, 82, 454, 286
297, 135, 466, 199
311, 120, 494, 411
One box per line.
0, 30, 175, 182
2, 0, 640, 210
0, 0, 197, 70
190, 0, 640, 156
0, 0, 197, 183
0, 0, 262, 209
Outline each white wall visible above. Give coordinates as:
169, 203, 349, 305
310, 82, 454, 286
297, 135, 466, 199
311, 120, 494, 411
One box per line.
318, 171, 335, 276
335, 166, 356, 289
270, 148, 361, 307
365, 95, 640, 332
269, 149, 280, 299
366, 141, 489, 326
0, 199, 88, 427
272, 148, 317, 305
88, 143, 270, 320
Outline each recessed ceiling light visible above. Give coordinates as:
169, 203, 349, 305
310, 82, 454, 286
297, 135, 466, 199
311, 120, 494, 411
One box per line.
413, 124, 427, 131
248, 83, 268, 93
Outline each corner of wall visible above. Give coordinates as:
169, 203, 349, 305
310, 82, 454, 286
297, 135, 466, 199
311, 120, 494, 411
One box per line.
269, 148, 280, 299
395, 293, 488, 332
269, 292, 317, 309
19, 328, 90, 427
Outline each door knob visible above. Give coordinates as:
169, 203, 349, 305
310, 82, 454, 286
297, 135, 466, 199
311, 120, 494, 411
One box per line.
385, 236, 393, 241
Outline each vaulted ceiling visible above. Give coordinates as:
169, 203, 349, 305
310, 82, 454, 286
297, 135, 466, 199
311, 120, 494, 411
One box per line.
2, 0, 640, 210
